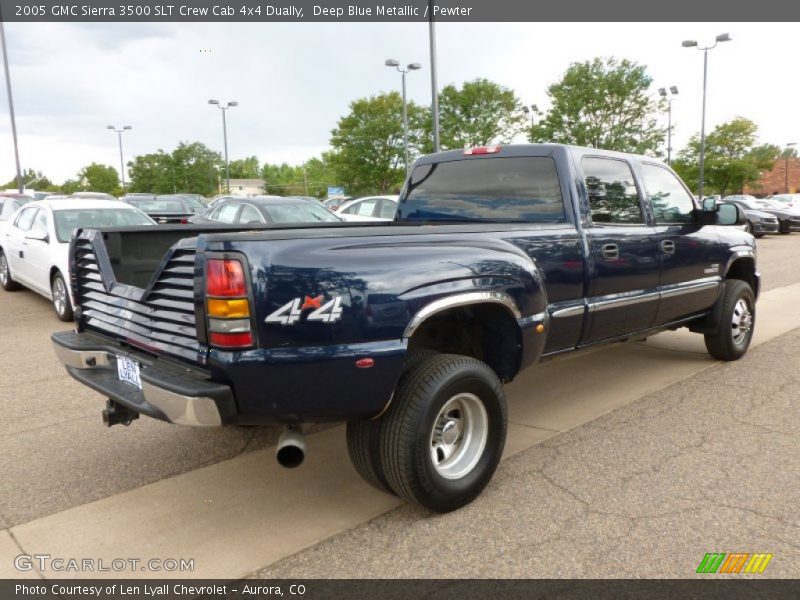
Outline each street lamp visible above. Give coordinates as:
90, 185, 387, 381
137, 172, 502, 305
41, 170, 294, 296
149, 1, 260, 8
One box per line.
682, 33, 732, 199
385, 59, 421, 176
658, 86, 679, 165
520, 104, 539, 129
785, 142, 797, 193
208, 99, 238, 193
106, 125, 132, 189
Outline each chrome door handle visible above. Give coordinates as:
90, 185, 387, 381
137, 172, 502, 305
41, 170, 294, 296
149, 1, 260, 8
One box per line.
661, 240, 676, 254
601, 243, 619, 261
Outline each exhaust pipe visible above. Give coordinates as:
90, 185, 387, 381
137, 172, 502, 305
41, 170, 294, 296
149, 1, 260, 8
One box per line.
276, 426, 305, 468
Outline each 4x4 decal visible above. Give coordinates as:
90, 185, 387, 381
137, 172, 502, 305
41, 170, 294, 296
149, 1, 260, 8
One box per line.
265, 295, 344, 325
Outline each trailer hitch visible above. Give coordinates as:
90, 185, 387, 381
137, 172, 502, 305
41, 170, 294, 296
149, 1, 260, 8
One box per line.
102, 399, 140, 427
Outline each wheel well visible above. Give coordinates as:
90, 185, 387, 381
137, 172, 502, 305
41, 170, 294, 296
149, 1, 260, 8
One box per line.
406, 304, 521, 382
50, 266, 61, 283
726, 258, 756, 293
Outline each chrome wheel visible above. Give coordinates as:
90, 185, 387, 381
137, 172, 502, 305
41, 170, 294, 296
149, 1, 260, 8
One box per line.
429, 392, 488, 480
731, 298, 752, 345
0, 254, 7, 286
53, 276, 67, 316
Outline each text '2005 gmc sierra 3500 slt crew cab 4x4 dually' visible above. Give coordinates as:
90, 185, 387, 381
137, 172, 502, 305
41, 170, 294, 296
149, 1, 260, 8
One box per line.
51, 144, 758, 512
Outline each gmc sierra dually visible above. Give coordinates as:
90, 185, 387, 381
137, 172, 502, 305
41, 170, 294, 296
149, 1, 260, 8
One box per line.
49, 144, 758, 512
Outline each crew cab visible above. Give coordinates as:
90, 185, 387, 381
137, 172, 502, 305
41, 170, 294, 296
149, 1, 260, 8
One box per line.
51, 144, 758, 512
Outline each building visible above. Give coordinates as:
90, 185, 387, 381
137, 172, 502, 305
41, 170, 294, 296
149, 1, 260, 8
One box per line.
744, 158, 800, 196
224, 178, 265, 196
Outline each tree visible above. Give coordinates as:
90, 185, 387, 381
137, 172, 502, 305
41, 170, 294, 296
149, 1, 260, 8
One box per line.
78, 163, 120, 194
530, 57, 665, 155
228, 156, 261, 179
436, 78, 526, 150
127, 142, 223, 195
329, 91, 427, 195
2, 168, 54, 191
672, 117, 778, 196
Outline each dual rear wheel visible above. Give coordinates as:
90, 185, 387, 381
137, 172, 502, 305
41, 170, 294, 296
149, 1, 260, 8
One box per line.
347, 352, 507, 513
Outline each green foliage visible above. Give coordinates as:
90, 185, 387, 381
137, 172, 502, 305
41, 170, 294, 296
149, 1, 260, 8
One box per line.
127, 142, 223, 195
79, 163, 120, 195
329, 91, 426, 195
228, 156, 261, 179
531, 57, 665, 155
2, 168, 54, 191
672, 117, 778, 196
436, 78, 527, 150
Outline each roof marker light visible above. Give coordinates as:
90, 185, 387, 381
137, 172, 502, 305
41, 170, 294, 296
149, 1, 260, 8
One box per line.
464, 145, 502, 155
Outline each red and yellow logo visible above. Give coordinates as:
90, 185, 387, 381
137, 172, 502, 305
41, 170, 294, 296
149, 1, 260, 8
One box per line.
696, 553, 773, 574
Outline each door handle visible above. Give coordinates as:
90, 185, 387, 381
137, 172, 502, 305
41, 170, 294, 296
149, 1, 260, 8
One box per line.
601, 243, 619, 261
661, 240, 676, 255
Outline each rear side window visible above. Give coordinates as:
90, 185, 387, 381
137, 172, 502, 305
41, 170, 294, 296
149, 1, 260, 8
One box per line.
640, 163, 697, 224
215, 204, 239, 223
14, 207, 38, 231
346, 199, 378, 216
583, 157, 643, 225
398, 156, 565, 222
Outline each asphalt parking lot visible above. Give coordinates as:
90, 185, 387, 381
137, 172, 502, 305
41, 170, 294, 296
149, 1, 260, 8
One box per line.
1, 233, 799, 579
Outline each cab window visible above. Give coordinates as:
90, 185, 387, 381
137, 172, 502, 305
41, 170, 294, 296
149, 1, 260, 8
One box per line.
582, 157, 644, 225
641, 163, 697, 224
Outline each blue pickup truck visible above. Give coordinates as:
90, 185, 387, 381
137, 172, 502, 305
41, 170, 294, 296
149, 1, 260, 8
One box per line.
52, 144, 758, 512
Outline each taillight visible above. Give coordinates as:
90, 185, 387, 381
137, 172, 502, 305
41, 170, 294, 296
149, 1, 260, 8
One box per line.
207, 259, 246, 297
206, 258, 253, 348
464, 145, 502, 155
180, 217, 189, 224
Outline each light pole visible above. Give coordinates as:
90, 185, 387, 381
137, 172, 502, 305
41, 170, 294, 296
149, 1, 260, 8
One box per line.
658, 86, 679, 165
427, 0, 440, 153
521, 104, 539, 129
1, 22, 23, 193
682, 33, 731, 200
785, 142, 797, 193
106, 125, 131, 189
208, 99, 238, 193
385, 59, 421, 176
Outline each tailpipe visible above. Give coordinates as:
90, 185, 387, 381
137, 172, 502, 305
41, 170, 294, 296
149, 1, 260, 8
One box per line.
276, 426, 305, 468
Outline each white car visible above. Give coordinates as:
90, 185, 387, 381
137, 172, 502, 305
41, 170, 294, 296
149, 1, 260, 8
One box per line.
335, 195, 398, 222
0, 199, 155, 321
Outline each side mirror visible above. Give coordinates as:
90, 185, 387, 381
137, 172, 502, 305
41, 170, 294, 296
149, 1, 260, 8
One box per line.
26, 231, 49, 243
717, 203, 745, 226
702, 197, 717, 212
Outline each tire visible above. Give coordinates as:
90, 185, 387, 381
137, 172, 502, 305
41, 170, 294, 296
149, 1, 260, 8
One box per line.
745, 221, 754, 234
779, 220, 791, 234
754, 233, 765, 239
346, 349, 438, 495
378, 354, 507, 513
0, 250, 20, 291
51, 271, 73, 322
704, 280, 755, 361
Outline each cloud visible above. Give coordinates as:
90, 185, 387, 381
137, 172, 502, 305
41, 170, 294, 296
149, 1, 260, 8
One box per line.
0, 22, 798, 185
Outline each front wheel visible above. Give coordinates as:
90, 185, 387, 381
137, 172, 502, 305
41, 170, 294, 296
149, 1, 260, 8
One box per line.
779, 220, 791, 234
51, 272, 73, 322
704, 280, 755, 361
378, 354, 507, 513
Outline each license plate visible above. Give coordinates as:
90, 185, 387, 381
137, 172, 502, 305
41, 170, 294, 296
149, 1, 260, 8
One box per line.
117, 356, 142, 389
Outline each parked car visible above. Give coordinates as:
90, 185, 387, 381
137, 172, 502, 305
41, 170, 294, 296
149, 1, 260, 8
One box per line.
69, 192, 118, 201
0, 193, 32, 221
717, 201, 778, 237
123, 194, 204, 224
53, 143, 756, 513
765, 193, 800, 208
336, 195, 399, 221
0, 199, 155, 320
723, 195, 800, 234
191, 195, 342, 225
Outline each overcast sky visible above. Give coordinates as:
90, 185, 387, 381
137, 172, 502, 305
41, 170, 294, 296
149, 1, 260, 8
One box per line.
0, 21, 798, 185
